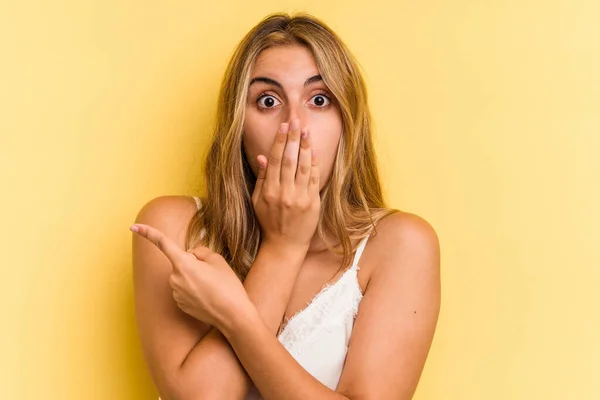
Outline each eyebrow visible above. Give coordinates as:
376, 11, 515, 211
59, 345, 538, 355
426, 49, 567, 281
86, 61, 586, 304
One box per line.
249, 74, 323, 89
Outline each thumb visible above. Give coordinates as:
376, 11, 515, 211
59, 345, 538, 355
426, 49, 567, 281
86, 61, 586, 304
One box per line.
186, 246, 213, 261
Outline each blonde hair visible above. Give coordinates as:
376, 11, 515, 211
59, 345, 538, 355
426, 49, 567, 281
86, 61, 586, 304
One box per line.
186, 12, 397, 280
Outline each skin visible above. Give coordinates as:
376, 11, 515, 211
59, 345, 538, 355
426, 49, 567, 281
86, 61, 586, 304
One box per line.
243, 45, 341, 192
131, 45, 441, 400
243, 45, 343, 253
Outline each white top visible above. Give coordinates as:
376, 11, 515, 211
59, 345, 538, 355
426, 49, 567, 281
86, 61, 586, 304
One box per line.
245, 235, 368, 399
160, 197, 369, 400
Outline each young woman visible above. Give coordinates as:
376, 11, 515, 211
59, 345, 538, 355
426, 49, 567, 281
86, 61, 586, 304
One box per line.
131, 12, 441, 400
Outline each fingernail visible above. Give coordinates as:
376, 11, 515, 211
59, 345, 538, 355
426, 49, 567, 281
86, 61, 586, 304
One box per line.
130, 225, 139, 233
301, 128, 308, 139
280, 123, 289, 134
291, 119, 300, 130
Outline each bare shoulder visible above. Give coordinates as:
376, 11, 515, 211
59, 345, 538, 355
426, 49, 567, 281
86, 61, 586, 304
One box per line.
336, 211, 441, 398
375, 210, 439, 251
131, 195, 209, 394
367, 210, 441, 282
134, 195, 199, 239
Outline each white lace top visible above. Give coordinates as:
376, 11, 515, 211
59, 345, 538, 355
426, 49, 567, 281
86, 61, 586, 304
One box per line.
159, 197, 368, 400
245, 232, 367, 400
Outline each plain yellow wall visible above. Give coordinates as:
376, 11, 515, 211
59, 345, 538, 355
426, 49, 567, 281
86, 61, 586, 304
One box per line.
2, 0, 598, 399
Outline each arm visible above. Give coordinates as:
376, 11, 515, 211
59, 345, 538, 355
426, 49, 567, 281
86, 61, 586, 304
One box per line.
133, 196, 306, 400
177, 238, 308, 395
218, 212, 441, 400
174, 119, 318, 398
134, 118, 319, 399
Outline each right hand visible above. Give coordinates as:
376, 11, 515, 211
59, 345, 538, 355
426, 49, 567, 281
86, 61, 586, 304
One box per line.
251, 118, 321, 251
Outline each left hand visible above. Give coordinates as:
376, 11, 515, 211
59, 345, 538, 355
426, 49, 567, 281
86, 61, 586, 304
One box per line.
130, 223, 250, 330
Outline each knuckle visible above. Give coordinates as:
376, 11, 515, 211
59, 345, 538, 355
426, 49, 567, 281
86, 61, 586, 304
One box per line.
263, 189, 278, 203
269, 154, 282, 166
297, 164, 311, 175
281, 156, 294, 168
282, 196, 294, 208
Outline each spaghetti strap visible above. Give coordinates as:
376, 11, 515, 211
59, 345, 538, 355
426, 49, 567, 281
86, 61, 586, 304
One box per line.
191, 196, 207, 240
351, 234, 370, 270
192, 196, 201, 211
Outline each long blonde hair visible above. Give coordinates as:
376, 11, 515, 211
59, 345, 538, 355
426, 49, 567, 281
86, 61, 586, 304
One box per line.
185, 12, 397, 280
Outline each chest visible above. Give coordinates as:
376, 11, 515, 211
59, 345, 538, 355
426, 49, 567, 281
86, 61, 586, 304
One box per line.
281, 245, 372, 329
274, 256, 365, 392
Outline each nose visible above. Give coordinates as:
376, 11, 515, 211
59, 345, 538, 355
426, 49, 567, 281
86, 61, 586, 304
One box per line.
281, 100, 308, 125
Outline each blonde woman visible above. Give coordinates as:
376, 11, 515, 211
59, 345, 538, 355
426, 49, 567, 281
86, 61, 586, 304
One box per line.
131, 12, 441, 400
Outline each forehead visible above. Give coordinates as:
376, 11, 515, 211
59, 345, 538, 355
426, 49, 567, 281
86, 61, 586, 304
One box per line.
251, 45, 320, 81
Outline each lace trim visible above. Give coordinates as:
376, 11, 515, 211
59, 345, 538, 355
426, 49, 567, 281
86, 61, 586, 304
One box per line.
277, 234, 369, 334
277, 269, 363, 357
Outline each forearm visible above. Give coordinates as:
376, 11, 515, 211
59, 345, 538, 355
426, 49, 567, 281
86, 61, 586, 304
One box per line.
243, 242, 308, 332
172, 244, 307, 399
221, 303, 349, 400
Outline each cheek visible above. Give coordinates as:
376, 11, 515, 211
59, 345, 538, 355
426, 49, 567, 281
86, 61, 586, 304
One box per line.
243, 118, 275, 175
312, 118, 342, 183
313, 134, 339, 162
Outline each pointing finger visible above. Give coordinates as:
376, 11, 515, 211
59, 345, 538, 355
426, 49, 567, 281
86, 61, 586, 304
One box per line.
130, 223, 186, 268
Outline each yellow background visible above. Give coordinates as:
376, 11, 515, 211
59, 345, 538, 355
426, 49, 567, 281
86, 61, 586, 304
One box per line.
2, 1, 598, 399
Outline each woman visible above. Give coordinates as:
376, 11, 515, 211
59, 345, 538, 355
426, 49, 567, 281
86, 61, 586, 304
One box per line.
131, 12, 441, 400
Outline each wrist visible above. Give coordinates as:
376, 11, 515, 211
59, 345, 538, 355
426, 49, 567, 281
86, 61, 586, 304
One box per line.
259, 240, 309, 260
219, 298, 260, 341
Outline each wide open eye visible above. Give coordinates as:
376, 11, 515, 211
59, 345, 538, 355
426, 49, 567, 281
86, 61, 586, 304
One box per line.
257, 94, 282, 109
308, 93, 331, 107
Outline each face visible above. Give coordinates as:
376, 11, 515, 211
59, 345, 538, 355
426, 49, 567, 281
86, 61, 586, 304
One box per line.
243, 45, 343, 191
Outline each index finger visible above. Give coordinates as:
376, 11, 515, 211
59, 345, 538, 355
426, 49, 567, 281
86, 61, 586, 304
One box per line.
130, 223, 187, 267
265, 122, 289, 186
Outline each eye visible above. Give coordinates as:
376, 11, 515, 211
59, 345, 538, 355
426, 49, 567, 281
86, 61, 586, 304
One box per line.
256, 94, 282, 109
308, 93, 331, 107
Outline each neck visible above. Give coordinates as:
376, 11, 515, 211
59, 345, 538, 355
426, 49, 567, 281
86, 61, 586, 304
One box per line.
307, 227, 340, 254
